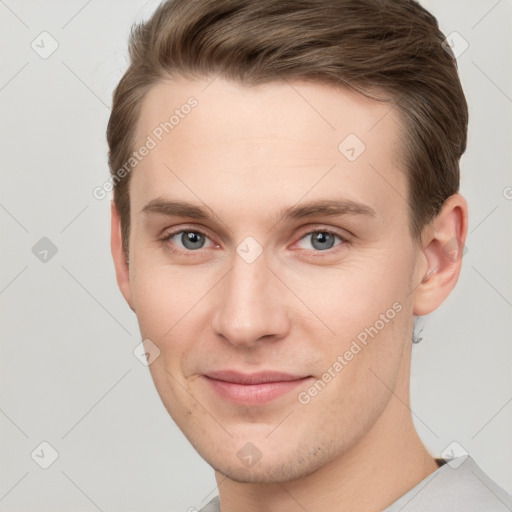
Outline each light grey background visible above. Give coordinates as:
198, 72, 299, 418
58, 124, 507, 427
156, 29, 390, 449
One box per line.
1, 1, 511, 511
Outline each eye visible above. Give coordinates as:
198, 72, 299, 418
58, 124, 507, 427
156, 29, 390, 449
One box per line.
295, 230, 346, 252
161, 229, 215, 252
159, 227, 348, 255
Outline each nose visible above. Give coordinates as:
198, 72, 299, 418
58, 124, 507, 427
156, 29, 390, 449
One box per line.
211, 249, 291, 348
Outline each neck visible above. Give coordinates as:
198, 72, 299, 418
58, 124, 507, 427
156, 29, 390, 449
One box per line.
214, 360, 440, 512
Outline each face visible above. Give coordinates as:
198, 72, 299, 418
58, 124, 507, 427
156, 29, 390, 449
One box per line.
117, 76, 428, 483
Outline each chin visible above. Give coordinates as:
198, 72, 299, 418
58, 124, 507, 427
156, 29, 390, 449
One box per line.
206, 450, 327, 484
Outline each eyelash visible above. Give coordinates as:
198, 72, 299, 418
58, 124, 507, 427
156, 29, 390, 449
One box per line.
158, 225, 349, 257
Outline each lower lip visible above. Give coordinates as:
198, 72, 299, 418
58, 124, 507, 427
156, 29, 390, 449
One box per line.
203, 376, 312, 405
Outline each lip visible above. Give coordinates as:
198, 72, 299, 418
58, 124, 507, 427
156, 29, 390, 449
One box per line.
202, 370, 313, 405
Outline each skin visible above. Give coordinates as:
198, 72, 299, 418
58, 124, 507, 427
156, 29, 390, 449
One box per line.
111, 76, 468, 512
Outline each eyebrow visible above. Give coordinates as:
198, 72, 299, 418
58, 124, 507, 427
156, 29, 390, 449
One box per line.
141, 197, 376, 225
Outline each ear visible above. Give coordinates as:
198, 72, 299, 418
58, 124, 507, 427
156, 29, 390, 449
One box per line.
110, 201, 135, 312
413, 193, 468, 316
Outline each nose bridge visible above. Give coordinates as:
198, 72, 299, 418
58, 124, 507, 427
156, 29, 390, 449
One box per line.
211, 248, 288, 346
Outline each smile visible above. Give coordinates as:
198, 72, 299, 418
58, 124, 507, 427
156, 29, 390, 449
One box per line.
202, 370, 313, 405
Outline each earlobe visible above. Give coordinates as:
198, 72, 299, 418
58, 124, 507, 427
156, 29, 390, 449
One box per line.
413, 193, 468, 316
110, 201, 135, 312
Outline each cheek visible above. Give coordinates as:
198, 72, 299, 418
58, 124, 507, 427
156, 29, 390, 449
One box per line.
129, 259, 187, 341
294, 249, 413, 390
129, 257, 218, 371
287, 250, 412, 338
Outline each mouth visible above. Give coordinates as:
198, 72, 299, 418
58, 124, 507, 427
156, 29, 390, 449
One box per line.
202, 370, 313, 405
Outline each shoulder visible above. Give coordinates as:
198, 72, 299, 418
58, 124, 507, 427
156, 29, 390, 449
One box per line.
384, 456, 512, 511
197, 457, 512, 512
197, 496, 220, 512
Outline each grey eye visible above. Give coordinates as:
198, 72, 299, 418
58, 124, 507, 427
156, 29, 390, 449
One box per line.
309, 232, 337, 251
180, 231, 206, 250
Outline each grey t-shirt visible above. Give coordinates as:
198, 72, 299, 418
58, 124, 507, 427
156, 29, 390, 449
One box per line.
198, 456, 512, 511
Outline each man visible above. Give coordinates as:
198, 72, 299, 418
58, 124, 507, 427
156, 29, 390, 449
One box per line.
107, 0, 512, 510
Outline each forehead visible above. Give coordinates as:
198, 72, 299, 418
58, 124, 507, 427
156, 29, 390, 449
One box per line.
130, 76, 407, 225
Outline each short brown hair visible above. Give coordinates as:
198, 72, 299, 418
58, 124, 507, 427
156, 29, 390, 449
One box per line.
106, 0, 468, 260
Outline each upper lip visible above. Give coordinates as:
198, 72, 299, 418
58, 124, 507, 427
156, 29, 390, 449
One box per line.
204, 370, 309, 385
